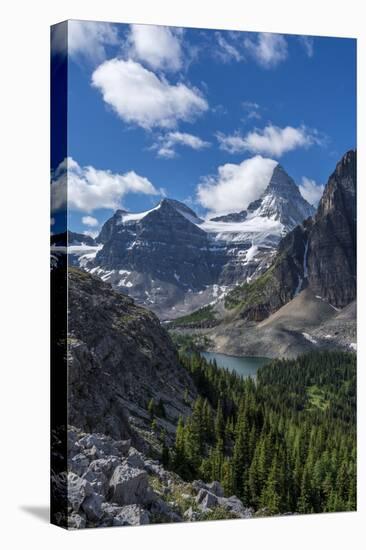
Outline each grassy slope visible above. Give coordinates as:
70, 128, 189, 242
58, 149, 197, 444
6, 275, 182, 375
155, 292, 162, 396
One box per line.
169, 305, 216, 328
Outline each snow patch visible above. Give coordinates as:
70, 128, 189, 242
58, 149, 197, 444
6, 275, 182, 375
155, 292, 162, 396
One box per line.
302, 332, 318, 345
119, 204, 161, 223
245, 243, 259, 263
212, 284, 219, 298
201, 215, 283, 238
349, 343, 357, 351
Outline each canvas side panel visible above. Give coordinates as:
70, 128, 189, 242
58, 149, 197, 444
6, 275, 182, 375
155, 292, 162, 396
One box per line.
50, 20, 68, 529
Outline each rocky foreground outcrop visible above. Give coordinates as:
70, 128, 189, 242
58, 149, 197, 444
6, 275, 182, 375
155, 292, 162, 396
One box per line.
53, 427, 252, 529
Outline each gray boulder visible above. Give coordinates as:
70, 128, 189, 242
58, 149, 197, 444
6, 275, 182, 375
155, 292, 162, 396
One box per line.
78, 433, 104, 449
183, 507, 200, 522
200, 492, 219, 511
100, 502, 123, 526
78, 433, 129, 458
69, 453, 89, 477
109, 464, 150, 505
192, 479, 207, 492
219, 495, 253, 518
67, 429, 80, 457
81, 492, 104, 522
82, 466, 109, 497
67, 472, 92, 513
207, 481, 224, 497
83, 445, 101, 462
88, 456, 121, 480
113, 504, 150, 526
114, 439, 131, 456
68, 512, 86, 529
125, 448, 145, 469
196, 489, 219, 510
150, 498, 182, 523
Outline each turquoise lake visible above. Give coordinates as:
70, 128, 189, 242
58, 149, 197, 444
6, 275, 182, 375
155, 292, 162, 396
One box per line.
200, 351, 271, 378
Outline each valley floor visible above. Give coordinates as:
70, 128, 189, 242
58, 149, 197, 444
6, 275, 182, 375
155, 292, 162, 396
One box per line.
170, 289, 356, 359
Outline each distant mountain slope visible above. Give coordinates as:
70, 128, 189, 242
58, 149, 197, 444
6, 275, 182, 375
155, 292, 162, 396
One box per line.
51, 230, 96, 247
173, 289, 356, 359
60, 163, 314, 318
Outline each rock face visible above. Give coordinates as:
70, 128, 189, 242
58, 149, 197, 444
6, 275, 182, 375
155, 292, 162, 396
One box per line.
307, 150, 356, 307
210, 210, 248, 223
67, 268, 196, 445
66, 164, 314, 318
109, 464, 151, 506
93, 199, 217, 308
223, 150, 356, 321
59, 427, 253, 529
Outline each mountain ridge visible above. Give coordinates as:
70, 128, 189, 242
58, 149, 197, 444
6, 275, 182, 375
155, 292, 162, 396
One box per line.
59, 162, 315, 318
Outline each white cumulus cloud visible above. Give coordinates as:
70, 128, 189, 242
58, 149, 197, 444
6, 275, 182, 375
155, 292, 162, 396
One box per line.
92, 59, 208, 130
299, 177, 324, 206
52, 20, 119, 62
215, 32, 242, 63
82, 215, 99, 227
128, 24, 183, 72
84, 230, 99, 239
217, 124, 322, 157
196, 156, 277, 216
242, 101, 261, 120
155, 131, 210, 158
299, 36, 314, 58
244, 33, 288, 68
51, 157, 160, 213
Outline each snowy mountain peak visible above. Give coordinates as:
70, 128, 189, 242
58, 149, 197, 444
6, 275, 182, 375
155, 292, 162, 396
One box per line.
247, 164, 315, 230
266, 164, 298, 194
159, 198, 204, 224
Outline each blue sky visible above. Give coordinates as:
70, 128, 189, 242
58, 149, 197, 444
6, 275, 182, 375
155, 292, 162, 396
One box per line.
51, 21, 356, 236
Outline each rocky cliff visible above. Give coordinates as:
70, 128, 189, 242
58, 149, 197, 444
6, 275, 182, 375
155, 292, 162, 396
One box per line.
306, 149, 356, 307
67, 268, 197, 447
223, 150, 356, 321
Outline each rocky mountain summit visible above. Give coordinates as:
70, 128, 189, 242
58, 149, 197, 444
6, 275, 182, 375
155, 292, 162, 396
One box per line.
246, 164, 314, 231
56, 163, 314, 318
53, 427, 253, 529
